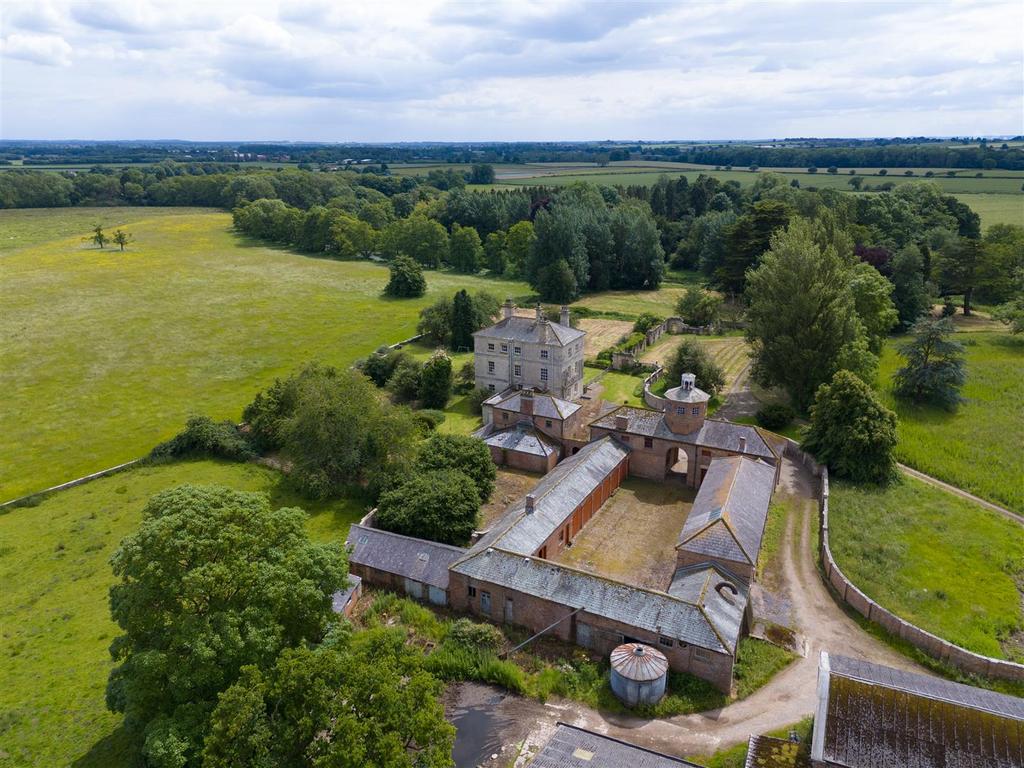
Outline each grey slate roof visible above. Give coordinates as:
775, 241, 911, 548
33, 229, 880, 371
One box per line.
667, 563, 748, 651
470, 436, 629, 556
677, 457, 776, 567
530, 723, 702, 768
483, 426, 560, 458
331, 574, 362, 613
814, 653, 1024, 768
590, 407, 778, 460
494, 390, 581, 420
474, 315, 584, 347
346, 524, 465, 591
452, 548, 744, 654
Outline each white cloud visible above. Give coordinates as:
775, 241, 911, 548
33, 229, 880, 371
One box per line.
1, 32, 72, 66
0, 0, 1020, 140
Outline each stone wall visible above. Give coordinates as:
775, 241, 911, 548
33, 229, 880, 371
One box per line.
609, 318, 714, 371
783, 440, 1024, 684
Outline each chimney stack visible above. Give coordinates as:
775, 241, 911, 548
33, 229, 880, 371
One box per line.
615, 413, 629, 431
536, 304, 545, 323
503, 298, 514, 320
521, 388, 534, 416
560, 305, 570, 326
738, 436, 747, 453
525, 494, 536, 514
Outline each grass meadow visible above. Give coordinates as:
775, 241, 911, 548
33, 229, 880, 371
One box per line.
828, 475, 1024, 661
0, 208, 535, 501
876, 331, 1024, 514
0, 458, 365, 768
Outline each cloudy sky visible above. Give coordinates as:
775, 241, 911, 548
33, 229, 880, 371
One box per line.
1, 0, 1021, 141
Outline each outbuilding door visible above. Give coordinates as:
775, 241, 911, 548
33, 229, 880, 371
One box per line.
480, 590, 492, 616
428, 586, 446, 606
577, 622, 592, 649
504, 597, 514, 623
404, 578, 423, 600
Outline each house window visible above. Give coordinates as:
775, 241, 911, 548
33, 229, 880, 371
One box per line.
545, 419, 552, 428
468, 586, 477, 598
644, 437, 653, 449
502, 412, 509, 421
540, 368, 548, 381
659, 636, 674, 648
488, 384, 495, 392
488, 361, 495, 374
501, 343, 508, 353
694, 648, 711, 662
540, 349, 549, 360
514, 364, 521, 377
487, 343, 495, 351
514, 346, 521, 355
675, 406, 685, 415
692, 407, 700, 415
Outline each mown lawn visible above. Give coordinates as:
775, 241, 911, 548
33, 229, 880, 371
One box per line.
876, 331, 1024, 514
0, 459, 364, 768
828, 475, 1024, 661
0, 208, 532, 501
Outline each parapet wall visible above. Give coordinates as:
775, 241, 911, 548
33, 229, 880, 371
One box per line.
782, 440, 1024, 683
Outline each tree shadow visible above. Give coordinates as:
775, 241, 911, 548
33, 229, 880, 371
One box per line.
72, 725, 142, 768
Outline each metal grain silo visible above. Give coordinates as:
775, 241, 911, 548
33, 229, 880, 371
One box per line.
609, 642, 668, 706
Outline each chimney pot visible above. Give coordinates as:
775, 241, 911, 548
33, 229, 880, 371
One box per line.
738, 436, 747, 453
521, 389, 534, 416
615, 413, 629, 431
503, 299, 514, 319
536, 304, 545, 322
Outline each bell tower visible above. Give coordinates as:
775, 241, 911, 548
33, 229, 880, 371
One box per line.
663, 373, 709, 435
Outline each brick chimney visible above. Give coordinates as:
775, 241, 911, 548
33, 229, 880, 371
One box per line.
525, 494, 536, 514
738, 436, 747, 454
536, 304, 545, 322
560, 305, 570, 326
615, 413, 629, 431
503, 298, 514, 320
521, 389, 534, 416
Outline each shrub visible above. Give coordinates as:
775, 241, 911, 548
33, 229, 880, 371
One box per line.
417, 433, 496, 502
387, 359, 422, 403
632, 312, 663, 334
413, 409, 447, 432
375, 469, 480, 545
243, 362, 333, 451
666, 338, 726, 396
676, 287, 722, 327
359, 347, 411, 388
419, 351, 453, 409
755, 404, 796, 431
384, 254, 426, 298
151, 415, 256, 461
453, 360, 476, 394
467, 387, 491, 415
478, 658, 527, 694
448, 618, 504, 650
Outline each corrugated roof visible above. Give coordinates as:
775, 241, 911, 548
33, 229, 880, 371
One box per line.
470, 436, 629, 556
530, 723, 703, 768
483, 426, 560, 458
590, 407, 777, 460
452, 548, 745, 654
816, 653, 1024, 768
494, 390, 582, 420
474, 315, 584, 346
610, 643, 669, 681
677, 457, 776, 567
346, 524, 466, 591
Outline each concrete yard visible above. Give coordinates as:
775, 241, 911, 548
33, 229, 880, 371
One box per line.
556, 478, 695, 591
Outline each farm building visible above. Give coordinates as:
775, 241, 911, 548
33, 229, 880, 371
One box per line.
345, 524, 465, 606
478, 424, 561, 472
527, 723, 703, 768
744, 735, 809, 768
330, 574, 362, 618
810, 652, 1024, 767
676, 456, 777, 583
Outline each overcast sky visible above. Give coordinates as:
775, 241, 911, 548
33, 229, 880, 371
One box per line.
1, 0, 1021, 142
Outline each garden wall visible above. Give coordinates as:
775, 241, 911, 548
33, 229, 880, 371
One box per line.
609, 318, 713, 371
783, 440, 1024, 683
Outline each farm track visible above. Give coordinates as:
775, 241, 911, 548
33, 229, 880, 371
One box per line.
897, 463, 1024, 525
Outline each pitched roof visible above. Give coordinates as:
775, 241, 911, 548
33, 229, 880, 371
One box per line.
677, 457, 776, 567
529, 723, 703, 768
744, 736, 810, 768
453, 548, 746, 654
345, 524, 466, 591
667, 563, 748, 651
493, 390, 582, 420
473, 315, 584, 346
483, 426, 560, 458
812, 652, 1024, 768
470, 436, 629, 556
331, 574, 362, 614
589, 407, 778, 460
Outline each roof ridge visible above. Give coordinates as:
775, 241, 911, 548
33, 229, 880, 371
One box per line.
347, 523, 469, 554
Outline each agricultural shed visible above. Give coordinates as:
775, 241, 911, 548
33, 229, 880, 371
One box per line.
676, 456, 776, 582
529, 723, 703, 768
331, 574, 362, 618
810, 652, 1024, 768
345, 524, 465, 606
744, 735, 809, 768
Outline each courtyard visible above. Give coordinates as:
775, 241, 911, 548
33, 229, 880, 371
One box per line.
556, 478, 695, 591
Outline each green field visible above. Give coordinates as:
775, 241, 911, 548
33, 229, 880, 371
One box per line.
828, 475, 1024, 661
0, 208, 534, 501
876, 331, 1024, 514
0, 459, 364, 768
952, 193, 1023, 230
